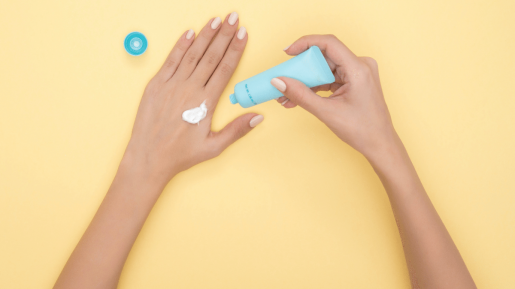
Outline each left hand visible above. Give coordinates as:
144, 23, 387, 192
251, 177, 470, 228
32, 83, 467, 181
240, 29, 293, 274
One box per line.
123, 14, 263, 186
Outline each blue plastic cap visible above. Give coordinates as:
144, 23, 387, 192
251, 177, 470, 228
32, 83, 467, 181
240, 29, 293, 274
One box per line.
124, 32, 148, 56
229, 93, 238, 104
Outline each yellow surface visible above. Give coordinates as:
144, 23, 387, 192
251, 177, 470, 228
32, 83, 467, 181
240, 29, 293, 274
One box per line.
1, 0, 514, 287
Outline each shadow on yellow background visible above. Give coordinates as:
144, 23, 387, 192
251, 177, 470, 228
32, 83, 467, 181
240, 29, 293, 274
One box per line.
0, 0, 514, 288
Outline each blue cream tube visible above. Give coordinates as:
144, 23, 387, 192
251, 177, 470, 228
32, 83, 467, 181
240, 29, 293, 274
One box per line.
229, 46, 335, 108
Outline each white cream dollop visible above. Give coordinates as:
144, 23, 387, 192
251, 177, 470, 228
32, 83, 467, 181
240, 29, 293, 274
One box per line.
182, 100, 208, 125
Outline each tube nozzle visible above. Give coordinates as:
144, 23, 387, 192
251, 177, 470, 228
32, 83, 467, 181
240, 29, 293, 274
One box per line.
229, 93, 238, 104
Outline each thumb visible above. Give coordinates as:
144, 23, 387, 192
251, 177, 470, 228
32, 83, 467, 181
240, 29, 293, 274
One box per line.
212, 113, 264, 153
271, 77, 325, 115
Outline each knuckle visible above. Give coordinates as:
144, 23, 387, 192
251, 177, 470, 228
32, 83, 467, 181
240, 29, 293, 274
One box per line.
229, 42, 244, 53
292, 88, 307, 105
144, 78, 160, 95
205, 52, 218, 65
229, 40, 245, 52
200, 30, 213, 41
218, 62, 233, 77
357, 61, 372, 74
325, 34, 338, 41
207, 143, 223, 158
232, 127, 248, 141
362, 56, 378, 68
176, 41, 188, 52
354, 62, 376, 83
359, 64, 372, 76
184, 53, 197, 65
220, 28, 234, 37
164, 58, 176, 69
298, 35, 309, 42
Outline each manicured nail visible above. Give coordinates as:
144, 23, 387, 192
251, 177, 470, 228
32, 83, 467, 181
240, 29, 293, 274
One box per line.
283, 44, 291, 51
237, 26, 247, 39
250, 115, 264, 128
211, 17, 222, 29
281, 99, 289, 106
228, 12, 239, 25
186, 29, 194, 39
271, 78, 286, 92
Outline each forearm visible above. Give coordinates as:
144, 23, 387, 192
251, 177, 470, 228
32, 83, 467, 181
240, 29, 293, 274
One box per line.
54, 155, 167, 289
366, 132, 476, 289
54, 15, 255, 287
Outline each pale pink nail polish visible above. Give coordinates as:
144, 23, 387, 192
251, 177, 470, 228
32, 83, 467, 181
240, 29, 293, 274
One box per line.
228, 12, 239, 25
186, 29, 194, 39
249, 115, 264, 127
271, 78, 287, 92
211, 17, 222, 29
237, 27, 246, 39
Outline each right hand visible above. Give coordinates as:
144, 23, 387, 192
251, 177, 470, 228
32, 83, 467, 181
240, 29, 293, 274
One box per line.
272, 35, 398, 159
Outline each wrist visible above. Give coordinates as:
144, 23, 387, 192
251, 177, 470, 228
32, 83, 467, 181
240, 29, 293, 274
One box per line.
362, 129, 410, 173
361, 125, 403, 160
362, 130, 425, 199
116, 158, 168, 196
117, 146, 174, 195
100, 155, 168, 226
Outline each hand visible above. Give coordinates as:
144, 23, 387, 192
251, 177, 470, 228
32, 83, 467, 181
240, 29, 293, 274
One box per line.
123, 14, 263, 186
273, 36, 477, 289
273, 35, 396, 159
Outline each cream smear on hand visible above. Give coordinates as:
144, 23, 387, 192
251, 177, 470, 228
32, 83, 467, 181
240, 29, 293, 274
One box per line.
182, 100, 208, 125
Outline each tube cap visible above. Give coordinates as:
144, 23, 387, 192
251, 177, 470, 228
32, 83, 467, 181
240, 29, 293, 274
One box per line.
124, 32, 147, 56
229, 93, 238, 104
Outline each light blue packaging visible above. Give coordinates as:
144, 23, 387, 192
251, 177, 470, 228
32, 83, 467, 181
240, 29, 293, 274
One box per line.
229, 46, 335, 108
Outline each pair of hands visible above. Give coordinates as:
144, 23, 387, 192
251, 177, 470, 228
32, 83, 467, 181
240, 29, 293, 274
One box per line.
55, 14, 477, 289
124, 13, 396, 187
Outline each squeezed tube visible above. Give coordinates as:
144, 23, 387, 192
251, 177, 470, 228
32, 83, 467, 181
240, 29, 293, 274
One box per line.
229, 46, 335, 108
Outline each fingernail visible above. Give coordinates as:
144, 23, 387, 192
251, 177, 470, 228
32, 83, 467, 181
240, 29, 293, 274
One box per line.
271, 78, 286, 92
186, 29, 194, 39
250, 115, 264, 128
281, 99, 289, 106
283, 44, 291, 51
237, 26, 246, 39
211, 17, 222, 29
228, 12, 239, 25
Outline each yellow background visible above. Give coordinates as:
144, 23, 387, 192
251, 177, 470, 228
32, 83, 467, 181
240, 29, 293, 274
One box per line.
1, 0, 514, 287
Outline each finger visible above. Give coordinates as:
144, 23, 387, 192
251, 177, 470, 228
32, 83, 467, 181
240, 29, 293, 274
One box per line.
285, 44, 337, 72
275, 96, 297, 108
270, 77, 325, 115
311, 84, 332, 93
209, 114, 263, 155
191, 12, 239, 85
205, 26, 247, 103
278, 83, 343, 109
283, 101, 297, 108
277, 82, 341, 106
276, 96, 287, 103
283, 34, 360, 69
174, 17, 222, 80
311, 82, 343, 93
155, 29, 195, 81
